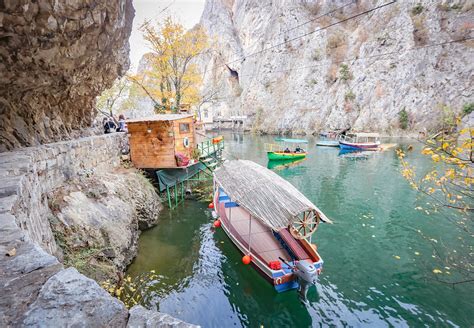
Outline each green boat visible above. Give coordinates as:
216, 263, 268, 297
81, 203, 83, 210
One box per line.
265, 137, 309, 161
267, 151, 307, 160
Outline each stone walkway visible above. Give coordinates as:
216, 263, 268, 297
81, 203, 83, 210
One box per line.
0, 134, 197, 327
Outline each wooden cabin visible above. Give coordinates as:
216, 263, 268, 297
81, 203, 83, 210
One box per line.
127, 114, 196, 169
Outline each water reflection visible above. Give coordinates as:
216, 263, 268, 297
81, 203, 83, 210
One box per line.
267, 158, 306, 170
127, 133, 473, 327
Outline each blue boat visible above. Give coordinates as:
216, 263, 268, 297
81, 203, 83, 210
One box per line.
339, 132, 380, 151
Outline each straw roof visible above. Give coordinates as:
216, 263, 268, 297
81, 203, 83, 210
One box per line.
214, 160, 331, 230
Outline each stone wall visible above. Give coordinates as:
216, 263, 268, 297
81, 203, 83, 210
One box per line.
0, 133, 196, 327
1, 132, 127, 255
0, 0, 134, 151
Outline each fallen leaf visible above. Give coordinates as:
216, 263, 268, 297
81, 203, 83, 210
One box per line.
432, 269, 442, 274
414, 252, 420, 255
394, 255, 401, 260
6, 248, 16, 257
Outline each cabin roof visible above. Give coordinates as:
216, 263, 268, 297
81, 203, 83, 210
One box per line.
126, 114, 193, 123
349, 132, 380, 138
275, 138, 309, 144
214, 160, 331, 230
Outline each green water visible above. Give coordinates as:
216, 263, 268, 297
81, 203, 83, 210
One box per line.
127, 133, 473, 327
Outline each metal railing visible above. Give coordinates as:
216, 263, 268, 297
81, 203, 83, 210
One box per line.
197, 137, 224, 158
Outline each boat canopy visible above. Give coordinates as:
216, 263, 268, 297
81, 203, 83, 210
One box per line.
274, 138, 309, 143
213, 160, 331, 231
348, 132, 380, 138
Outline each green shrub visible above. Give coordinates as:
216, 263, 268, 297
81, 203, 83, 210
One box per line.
399, 108, 409, 130
344, 90, 356, 102
462, 103, 474, 116
412, 3, 423, 15
339, 64, 352, 82
311, 49, 321, 61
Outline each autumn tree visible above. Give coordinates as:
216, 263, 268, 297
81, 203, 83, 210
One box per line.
96, 77, 130, 118
96, 77, 142, 119
130, 17, 208, 113
397, 105, 473, 285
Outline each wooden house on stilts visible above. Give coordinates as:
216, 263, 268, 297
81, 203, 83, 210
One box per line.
126, 114, 224, 208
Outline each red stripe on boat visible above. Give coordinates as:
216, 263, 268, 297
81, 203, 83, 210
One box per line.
278, 228, 310, 260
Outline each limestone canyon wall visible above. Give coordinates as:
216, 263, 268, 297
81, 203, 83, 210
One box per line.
0, 0, 134, 151
199, 0, 474, 134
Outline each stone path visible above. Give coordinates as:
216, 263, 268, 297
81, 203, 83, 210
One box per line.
0, 134, 197, 327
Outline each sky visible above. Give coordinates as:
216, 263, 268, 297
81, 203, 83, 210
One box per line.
129, 0, 207, 72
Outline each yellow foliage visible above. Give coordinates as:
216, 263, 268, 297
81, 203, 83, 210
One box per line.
421, 148, 434, 155
431, 154, 440, 162
136, 17, 209, 111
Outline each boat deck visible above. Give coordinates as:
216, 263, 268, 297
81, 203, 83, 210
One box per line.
223, 206, 292, 264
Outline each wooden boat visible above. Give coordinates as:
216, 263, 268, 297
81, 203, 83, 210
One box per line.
267, 151, 306, 160
265, 138, 308, 161
339, 132, 380, 151
316, 131, 340, 147
212, 160, 331, 293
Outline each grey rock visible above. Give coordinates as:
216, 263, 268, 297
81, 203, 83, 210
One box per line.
2, 241, 58, 276
198, 0, 474, 134
0, 194, 18, 214
22, 267, 128, 328
127, 306, 200, 328
0, 0, 135, 151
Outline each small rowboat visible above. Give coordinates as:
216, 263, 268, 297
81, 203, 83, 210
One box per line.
265, 138, 308, 161
316, 140, 339, 147
212, 160, 331, 293
316, 131, 340, 147
339, 132, 380, 151
267, 151, 307, 160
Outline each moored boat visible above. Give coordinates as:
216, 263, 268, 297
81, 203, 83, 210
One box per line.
316, 131, 340, 147
265, 138, 308, 160
267, 151, 307, 160
212, 160, 332, 293
339, 132, 380, 150
316, 140, 340, 147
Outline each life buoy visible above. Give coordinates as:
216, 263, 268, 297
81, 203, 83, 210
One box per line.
275, 277, 282, 285
183, 137, 190, 148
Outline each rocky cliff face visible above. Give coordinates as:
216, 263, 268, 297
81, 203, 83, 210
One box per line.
0, 0, 134, 151
49, 169, 162, 282
199, 0, 474, 134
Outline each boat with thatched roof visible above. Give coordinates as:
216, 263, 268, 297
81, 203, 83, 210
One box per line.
212, 160, 331, 293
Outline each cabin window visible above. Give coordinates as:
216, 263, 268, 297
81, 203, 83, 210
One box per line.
179, 123, 190, 133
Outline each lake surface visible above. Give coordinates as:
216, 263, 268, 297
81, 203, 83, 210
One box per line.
127, 133, 473, 327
